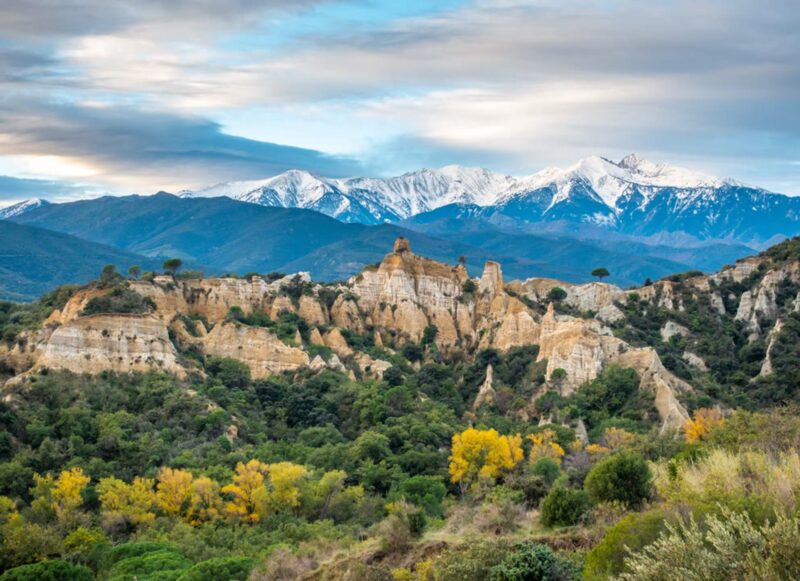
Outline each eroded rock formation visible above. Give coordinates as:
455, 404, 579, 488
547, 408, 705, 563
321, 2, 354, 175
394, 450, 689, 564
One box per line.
4, 237, 695, 430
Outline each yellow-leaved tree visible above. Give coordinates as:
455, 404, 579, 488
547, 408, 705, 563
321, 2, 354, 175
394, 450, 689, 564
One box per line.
188, 476, 222, 524
684, 407, 725, 443
449, 428, 523, 492
266, 462, 309, 511
97, 476, 156, 526
528, 429, 566, 464
603, 427, 635, 450
155, 467, 194, 518
222, 460, 269, 523
31, 467, 91, 525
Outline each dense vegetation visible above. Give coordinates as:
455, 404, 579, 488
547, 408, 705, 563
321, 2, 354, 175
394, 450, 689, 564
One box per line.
2, 242, 800, 579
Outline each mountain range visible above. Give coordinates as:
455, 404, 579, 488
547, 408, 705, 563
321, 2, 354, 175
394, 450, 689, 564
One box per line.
9, 193, 711, 289
181, 154, 800, 246
1, 154, 797, 300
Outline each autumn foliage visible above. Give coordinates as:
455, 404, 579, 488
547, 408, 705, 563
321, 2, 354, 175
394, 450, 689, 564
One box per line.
684, 407, 725, 443
448, 428, 523, 491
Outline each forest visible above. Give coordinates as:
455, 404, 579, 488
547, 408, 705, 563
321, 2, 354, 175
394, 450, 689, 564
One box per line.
1, 243, 800, 580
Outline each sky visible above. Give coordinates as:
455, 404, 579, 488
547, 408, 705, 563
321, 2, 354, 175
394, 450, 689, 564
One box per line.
0, 0, 797, 205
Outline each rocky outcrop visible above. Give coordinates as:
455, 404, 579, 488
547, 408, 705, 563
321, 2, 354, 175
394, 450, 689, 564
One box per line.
532, 304, 690, 431
510, 278, 627, 323
27, 314, 185, 378
759, 319, 784, 376
202, 322, 308, 378
683, 351, 708, 371
734, 263, 800, 340
3, 237, 693, 431
660, 321, 689, 342
473, 364, 496, 409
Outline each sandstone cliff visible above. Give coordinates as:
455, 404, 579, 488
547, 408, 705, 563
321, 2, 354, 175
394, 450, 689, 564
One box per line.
5, 238, 695, 430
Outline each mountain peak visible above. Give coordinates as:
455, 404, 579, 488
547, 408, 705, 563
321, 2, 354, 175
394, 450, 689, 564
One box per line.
618, 153, 645, 169
0, 197, 51, 220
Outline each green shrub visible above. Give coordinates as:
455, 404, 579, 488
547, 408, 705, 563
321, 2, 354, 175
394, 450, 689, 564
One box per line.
177, 556, 256, 581
618, 509, 800, 580
583, 508, 671, 580
109, 549, 191, 581
531, 457, 561, 487
584, 452, 652, 509
490, 541, 578, 580
547, 287, 568, 302
397, 475, 447, 517
82, 286, 156, 316
435, 540, 510, 581
539, 486, 590, 527
0, 560, 93, 581
100, 542, 176, 573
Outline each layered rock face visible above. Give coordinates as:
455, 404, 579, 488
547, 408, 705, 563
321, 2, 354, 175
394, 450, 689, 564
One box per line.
5, 237, 695, 430
202, 322, 308, 378
28, 314, 183, 378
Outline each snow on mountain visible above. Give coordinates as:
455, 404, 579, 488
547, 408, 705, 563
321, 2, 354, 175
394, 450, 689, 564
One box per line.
182, 155, 796, 243
0, 198, 50, 220
185, 165, 519, 223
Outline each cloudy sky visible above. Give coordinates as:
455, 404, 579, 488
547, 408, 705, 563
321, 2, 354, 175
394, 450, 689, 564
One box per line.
0, 0, 797, 204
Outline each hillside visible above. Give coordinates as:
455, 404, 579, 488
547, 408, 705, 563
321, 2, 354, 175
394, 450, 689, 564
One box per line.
11, 192, 730, 288
0, 220, 157, 301
1, 238, 800, 579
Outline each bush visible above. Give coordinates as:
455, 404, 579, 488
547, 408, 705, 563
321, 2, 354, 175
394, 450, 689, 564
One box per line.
531, 457, 561, 487
584, 452, 652, 509
100, 542, 176, 574
547, 287, 568, 302
618, 509, 800, 580
108, 549, 191, 581
583, 508, 671, 580
539, 486, 590, 527
177, 556, 256, 581
490, 541, 578, 581
397, 475, 447, 517
82, 287, 156, 316
435, 540, 510, 581
0, 560, 93, 581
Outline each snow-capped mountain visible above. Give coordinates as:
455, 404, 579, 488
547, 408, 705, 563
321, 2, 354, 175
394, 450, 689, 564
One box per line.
184, 156, 800, 244
185, 166, 519, 224
0, 198, 50, 220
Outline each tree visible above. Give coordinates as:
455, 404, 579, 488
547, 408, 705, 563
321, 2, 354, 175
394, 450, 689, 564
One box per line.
266, 462, 308, 511
31, 468, 90, 525
527, 430, 565, 464
591, 267, 610, 280
99, 264, 119, 286
449, 428, 523, 492
155, 467, 194, 518
97, 476, 156, 526
221, 460, 268, 523
188, 476, 222, 524
584, 451, 652, 509
683, 407, 725, 443
547, 287, 567, 302
163, 258, 183, 275
127, 265, 141, 280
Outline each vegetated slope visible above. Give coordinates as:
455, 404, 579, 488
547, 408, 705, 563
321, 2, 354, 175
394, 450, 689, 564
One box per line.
0, 220, 156, 301
14, 193, 700, 286
401, 213, 742, 284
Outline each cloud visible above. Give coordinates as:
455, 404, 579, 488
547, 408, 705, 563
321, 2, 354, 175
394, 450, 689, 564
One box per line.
0, 100, 365, 193
0, 175, 97, 205
0, 0, 797, 194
